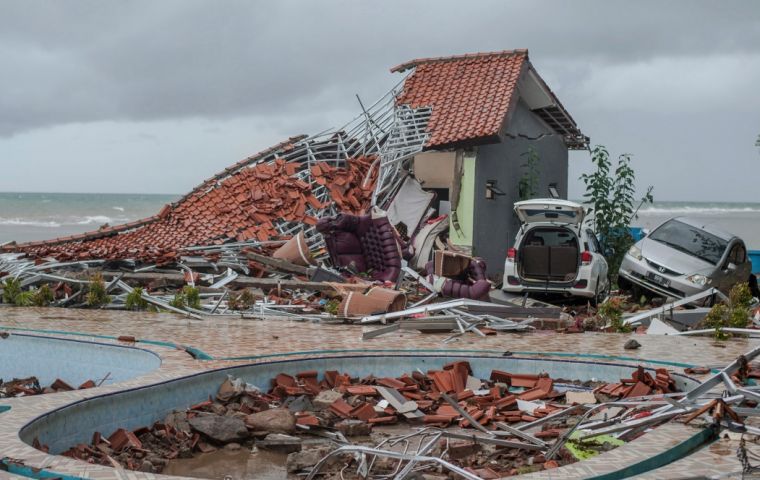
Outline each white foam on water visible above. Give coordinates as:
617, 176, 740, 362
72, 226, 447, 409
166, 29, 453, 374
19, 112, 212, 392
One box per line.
0, 218, 61, 228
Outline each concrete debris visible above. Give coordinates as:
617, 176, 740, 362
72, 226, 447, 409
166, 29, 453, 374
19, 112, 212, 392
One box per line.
56, 362, 680, 476
187, 415, 249, 443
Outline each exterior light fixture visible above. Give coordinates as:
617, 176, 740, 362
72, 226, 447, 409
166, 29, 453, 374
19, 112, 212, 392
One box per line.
485, 180, 505, 200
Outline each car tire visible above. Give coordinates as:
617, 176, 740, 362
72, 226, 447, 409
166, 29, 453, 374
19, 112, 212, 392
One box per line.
594, 277, 608, 307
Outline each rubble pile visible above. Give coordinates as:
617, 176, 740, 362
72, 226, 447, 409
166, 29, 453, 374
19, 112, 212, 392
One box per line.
53, 363, 677, 476
0, 376, 97, 398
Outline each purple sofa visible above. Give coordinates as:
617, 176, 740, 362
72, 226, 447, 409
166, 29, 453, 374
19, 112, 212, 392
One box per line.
426, 256, 491, 300
316, 213, 403, 283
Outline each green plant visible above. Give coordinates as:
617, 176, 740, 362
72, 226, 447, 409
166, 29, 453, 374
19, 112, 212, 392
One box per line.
580, 145, 654, 282
183, 286, 201, 310
14, 290, 35, 307
169, 286, 202, 310
86, 273, 111, 308
2, 277, 22, 304
597, 297, 631, 333
324, 298, 341, 316
169, 292, 186, 309
125, 287, 148, 310
518, 147, 541, 201
32, 284, 54, 307
703, 283, 753, 339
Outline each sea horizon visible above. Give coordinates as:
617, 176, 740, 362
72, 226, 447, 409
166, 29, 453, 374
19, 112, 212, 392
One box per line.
2, 191, 760, 248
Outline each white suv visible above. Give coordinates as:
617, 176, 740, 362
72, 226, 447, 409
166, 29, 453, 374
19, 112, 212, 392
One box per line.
502, 199, 610, 303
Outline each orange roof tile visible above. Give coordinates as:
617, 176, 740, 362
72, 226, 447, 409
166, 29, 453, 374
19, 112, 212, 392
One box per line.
393, 49, 528, 149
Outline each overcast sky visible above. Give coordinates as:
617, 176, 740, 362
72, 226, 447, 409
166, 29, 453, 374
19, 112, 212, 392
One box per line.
1, 1, 759, 201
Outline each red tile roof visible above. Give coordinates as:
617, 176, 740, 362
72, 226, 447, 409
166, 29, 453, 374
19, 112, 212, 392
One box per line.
392, 49, 528, 149
4, 139, 377, 264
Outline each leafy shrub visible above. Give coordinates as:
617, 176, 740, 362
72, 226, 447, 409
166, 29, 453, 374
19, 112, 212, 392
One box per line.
169, 292, 186, 309
703, 283, 753, 339
183, 286, 201, 310
597, 296, 631, 333
14, 291, 35, 306
169, 286, 201, 310
32, 284, 54, 307
86, 273, 111, 308
125, 287, 148, 311
2, 277, 22, 304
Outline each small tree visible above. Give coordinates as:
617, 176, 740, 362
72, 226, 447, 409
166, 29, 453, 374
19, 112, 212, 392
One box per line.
581, 145, 653, 281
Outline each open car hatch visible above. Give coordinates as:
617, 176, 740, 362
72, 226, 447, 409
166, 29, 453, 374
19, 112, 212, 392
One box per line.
514, 199, 585, 225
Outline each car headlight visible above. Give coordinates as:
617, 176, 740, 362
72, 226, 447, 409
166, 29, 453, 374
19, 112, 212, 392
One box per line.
686, 274, 708, 286
627, 245, 642, 260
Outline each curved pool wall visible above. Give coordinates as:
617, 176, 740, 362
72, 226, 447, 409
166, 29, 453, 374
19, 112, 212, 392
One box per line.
0, 333, 161, 387
21, 354, 700, 454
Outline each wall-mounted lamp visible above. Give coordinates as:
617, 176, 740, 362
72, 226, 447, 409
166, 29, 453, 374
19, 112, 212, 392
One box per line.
548, 183, 560, 199
485, 180, 506, 200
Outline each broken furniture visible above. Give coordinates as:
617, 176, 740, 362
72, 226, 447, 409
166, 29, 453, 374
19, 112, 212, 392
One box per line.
337, 286, 407, 317
426, 250, 490, 300
316, 210, 403, 283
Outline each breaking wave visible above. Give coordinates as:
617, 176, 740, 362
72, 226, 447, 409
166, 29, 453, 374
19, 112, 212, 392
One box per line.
112, 206, 125, 212
638, 206, 760, 215
0, 218, 62, 228
0, 215, 131, 228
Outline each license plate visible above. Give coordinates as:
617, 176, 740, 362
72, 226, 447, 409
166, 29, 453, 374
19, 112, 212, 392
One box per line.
647, 272, 670, 287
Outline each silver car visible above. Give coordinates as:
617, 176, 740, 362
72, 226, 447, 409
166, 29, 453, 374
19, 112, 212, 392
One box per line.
618, 217, 752, 299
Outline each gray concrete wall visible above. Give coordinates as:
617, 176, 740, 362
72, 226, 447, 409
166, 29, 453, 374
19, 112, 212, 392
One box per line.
472, 99, 569, 280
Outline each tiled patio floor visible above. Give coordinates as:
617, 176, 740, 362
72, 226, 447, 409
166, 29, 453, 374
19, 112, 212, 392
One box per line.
1, 305, 758, 479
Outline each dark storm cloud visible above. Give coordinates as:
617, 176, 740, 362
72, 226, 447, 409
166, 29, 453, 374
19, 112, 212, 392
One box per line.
1, 0, 759, 136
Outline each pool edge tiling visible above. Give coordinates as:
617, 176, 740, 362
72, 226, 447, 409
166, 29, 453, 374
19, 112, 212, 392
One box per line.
1, 307, 760, 479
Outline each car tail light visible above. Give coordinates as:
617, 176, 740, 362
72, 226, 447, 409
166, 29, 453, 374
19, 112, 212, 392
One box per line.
581, 250, 592, 264
574, 279, 588, 289
507, 248, 517, 262
507, 276, 521, 285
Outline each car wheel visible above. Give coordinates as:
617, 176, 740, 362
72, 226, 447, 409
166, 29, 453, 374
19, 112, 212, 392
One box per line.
594, 277, 608, 307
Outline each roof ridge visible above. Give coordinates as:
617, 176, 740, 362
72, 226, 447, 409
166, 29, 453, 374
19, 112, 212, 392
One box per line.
390, 48, 529, 73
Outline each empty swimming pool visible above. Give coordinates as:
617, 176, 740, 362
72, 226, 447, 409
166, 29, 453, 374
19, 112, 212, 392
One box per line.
0, 333, 161, 388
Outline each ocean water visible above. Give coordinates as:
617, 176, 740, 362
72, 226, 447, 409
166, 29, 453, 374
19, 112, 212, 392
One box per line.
0, 192, 177, 244
1, 194, 760, 249
631, 201, 760, 249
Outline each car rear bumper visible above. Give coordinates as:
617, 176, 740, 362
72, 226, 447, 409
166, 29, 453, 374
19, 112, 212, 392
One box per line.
502, 284, 596, 298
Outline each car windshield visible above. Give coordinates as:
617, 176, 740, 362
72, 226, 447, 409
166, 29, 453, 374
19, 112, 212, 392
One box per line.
649, 219, 728, 265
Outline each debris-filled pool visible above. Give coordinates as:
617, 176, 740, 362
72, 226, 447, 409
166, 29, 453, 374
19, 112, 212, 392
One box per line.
22, 355, 698, 479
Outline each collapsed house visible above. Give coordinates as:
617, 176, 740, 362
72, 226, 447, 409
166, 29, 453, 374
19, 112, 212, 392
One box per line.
2, 49, 584, 275
0, 49, 588, 318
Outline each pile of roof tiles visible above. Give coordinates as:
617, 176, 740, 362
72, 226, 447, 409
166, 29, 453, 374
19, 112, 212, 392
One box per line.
4, 151, 376, 264
310, 155, 377, 214
0, 376, 96, 398
53, 362, 673, 476
594, 366, 676, 399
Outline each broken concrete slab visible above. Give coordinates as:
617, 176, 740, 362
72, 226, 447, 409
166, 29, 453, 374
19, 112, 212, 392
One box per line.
188, 414, 249, 443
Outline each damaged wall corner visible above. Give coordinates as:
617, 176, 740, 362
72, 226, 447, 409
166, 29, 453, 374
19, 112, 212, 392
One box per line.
449, 150, 475, 252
